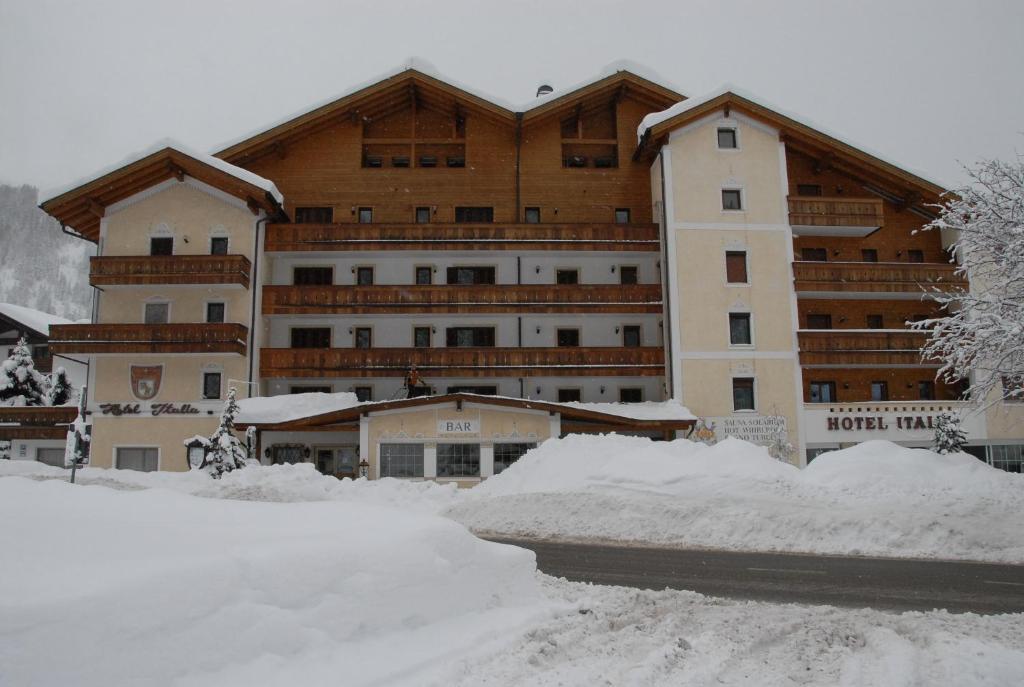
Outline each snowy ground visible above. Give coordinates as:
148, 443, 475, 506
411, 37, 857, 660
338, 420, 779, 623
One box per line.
2, 470, 1023, 686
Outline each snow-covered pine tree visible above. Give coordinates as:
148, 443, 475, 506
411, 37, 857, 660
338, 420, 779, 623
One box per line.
200, 387, 248, 478
0, 440, 10, 460
0, 337, 49, 406
933, 411, 968, 455
47, 366, 75, 406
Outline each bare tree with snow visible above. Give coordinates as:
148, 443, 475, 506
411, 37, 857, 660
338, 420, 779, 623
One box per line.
913, 156, 1024, 405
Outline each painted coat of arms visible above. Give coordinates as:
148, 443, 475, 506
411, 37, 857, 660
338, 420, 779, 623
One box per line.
130, 365, 163, 400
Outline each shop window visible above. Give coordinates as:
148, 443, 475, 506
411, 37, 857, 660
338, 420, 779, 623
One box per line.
991, 445, 1024, 473
202, 372, 222, 400
493, 443, 537, 474
622, 325, 641, 348
809, 381, 836, 404
721, 189, 743, 211
619, 388, 643, 403
806, 314, 832, 329
294, 207, 333, 224
116, 447, 158, 472
446, 266, 495, 285
149, 237, 173, 256
210, 237, 229, 255
555, 269, 579, 285
801, 247, 828, 261
436, 443, 480, 477
446, 327, 495, 347
144, 302, 169, 324
356, 266, 374, 286
291, 327, 331, 348
732, 377, 755, 411
556, 328, 580, 347
717, 127, 738, 149
725, 251, 748, 283
379, 443, 425, 478
524, 207, 541, 224
619, 266, 638, 285
557, 388, 582, 403
354, 327, 372, 349
455, 207, 493, 223
293, 267, 333, 285
861, 249, 878, 262
729, 313, 752, 345
206, 302, 225, 324
871, 381, 889, 401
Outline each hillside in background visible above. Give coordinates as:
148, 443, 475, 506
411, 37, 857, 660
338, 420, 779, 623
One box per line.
0, 184, 91, 320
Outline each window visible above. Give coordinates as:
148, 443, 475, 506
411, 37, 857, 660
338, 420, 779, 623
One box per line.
202, 372, 222, 400
918, 380, 935, 400
447, 156, 465, 168
909, 313, 929, 323
150, 237, 173, 256
861, 249, 878, 262
415, 207, 431, 224
357, 207, 373, 224
555, 269, 579, 285
363, 155, 384, 168
446, 327, 495, 347
271, 445, 306, 465
717, 127, 738, 149
144, 302, 169, 324
801, 247, 828, 261
732, 377, 755, 411
354, 386, 373, 402
294, 207, 333, 224
418, 155, 437, 168
354, 327, 372, 349
379, 443, 425, 478
809, 381, 836, 404
614, 208, 631, 224
413, 326, 431, 348
908, 250, 925, 263
556, 328, 580, 347
870, 381, 889, 402
619, 266, 638, 285
796, 184, 823, 196
356, 266, 374, 286
290, 386, 331, 394
619, 388, 643, 403
116, 447, 158, 472
493, 443, 536, 474
210, 237, 229, 255
729, 313, 752, 345
293, 267, 333, 285
721, 189, 743, 211
415, 266, 433, 285
622, 325, 641, 348
436, 443, 480, 477
447, 385, 497, 395
1002, 376, 1024, 402
291, 327, 331, 348
446, 266, 495, 285
557, 388, 582, 403
205, 302, 225, 324
36, 448, 66, 468
392, 156, 410, 168
725, 251, 748, 283
455, 207, 493, 223
806, 314, 832, 329
866, 314, 884, 329
524, 207, 541, 224
991, 444, 1024, 473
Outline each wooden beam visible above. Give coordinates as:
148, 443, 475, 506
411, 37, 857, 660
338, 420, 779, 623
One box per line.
245, 196, 261, 216
166, 161, 186, 182
85, 198, 105, 218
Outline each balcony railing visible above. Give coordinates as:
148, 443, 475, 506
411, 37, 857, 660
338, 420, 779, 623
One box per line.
788, 196, 885, 236
793, 261, 967, 294
798, 330, 934, 366
264, 223, 661, 252
263, 284, 664, 314
89, 255, 251, 287
0, 406, 78, 426
261, 346, 665, 378
49, 323, 248, 355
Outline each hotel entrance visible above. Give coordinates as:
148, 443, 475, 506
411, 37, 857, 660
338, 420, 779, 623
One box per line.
315, 445, 358, 479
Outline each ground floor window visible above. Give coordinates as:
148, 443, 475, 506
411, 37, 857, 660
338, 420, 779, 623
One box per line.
379, 443, 424, 478
805, 447, 835, 464
36, 447, 65, 467
493, 443, 536, 474
271, 445, 306, 465
437, 443, 480, 477
116, 447, 158, 472
991, 444, 1024, 473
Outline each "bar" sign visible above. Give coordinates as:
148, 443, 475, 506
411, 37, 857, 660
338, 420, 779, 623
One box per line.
437, 418, 479, 434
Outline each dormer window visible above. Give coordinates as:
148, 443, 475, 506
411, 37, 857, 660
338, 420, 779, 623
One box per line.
717, 127, 738, 149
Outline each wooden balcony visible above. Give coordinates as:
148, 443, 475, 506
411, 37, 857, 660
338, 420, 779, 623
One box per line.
49, 323, 248, 355
793, 261, 967, 295
263, 284, 663, 315
0, 406, 77, 426
788, 196, 884, 237
798, 330, 934, 366
264, 223, 661, 252
89, 255, 251, 287
261, 346, 665, 378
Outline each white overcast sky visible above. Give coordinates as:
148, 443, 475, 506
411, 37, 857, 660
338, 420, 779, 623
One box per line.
2, 0, 1022, 193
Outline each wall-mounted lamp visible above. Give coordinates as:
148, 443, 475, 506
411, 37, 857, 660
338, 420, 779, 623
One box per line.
348, 327, 353, 334
535, 387, 542, 395
614, 326, 620, 334
351, 267, 356, 273
553, 208, 559, 215
832, 249, 841, 256
358, 459, 369, 478
658, 321, 664, 328
843, 383, 850, 389
535, 266, 541, 274
835, 186, 844, 195
906, 383, 914, 389
896, 250, 903, 257
432, 205, 438, 215
183, 236, 190, 244
656, 260, 661, 269
839, 317, 847, 323
610, 265, 617, 273
350, 206, 357, 215
535, 326, 541, 334
600, 385, 606, 395
431, 326, 437, 334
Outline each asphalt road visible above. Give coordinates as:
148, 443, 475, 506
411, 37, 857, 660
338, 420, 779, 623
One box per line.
485, 536, 1024, 614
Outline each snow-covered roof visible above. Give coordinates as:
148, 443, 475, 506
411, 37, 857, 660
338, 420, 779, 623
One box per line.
518, 59, 686, 112
0, 303, 73, 338
41, 138, 284, 207
236, 392, 361, 425
556, 399, 696, 422
637, 84, 951, 192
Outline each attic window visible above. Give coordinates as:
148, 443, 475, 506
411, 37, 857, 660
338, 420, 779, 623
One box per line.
717, 128, 738, 149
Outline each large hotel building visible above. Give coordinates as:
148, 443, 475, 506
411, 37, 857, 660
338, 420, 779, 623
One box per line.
8, 62, 1022, 477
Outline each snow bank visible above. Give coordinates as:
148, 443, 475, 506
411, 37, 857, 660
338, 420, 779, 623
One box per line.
450, 435, 1024, 562
0, 477, 552, 686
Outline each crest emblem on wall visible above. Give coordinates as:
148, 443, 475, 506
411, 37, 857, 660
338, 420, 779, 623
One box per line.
130, 365, 163, 400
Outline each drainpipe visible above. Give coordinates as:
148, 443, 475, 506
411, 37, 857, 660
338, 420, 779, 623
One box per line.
247, 215, 270, 394
657, 153, 674, 398
59, 222, 98, 418
514, 112, 523, 222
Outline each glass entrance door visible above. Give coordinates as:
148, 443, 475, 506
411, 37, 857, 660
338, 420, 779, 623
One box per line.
314, 446, 359, 478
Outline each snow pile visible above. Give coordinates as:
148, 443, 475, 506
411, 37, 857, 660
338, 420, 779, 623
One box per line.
449, 435, 1024, 562
0, 477, 553, 686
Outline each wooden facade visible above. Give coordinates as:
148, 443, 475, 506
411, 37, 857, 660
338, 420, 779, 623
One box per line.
90, 255, 252, 287
797, 330, 934, 366
787, 196, 885, 230
49, 323, 248, 355
792, 261, 966, 294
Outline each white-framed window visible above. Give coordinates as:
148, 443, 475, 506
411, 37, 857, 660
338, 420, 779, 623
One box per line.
728, 312, 753, 346
732, 377, 756, 412
437, 443, 481, 478
493, 443, 536, 474
202, 371, 222, 400
143, 301, 170, 324
205, 301, 226, 323
717, 126, 739, 150
116, 447, 159, 472
721, 188, 744, 211
209, 236, 229, 255
725, 250, 749, 284
380, 443, 425, 478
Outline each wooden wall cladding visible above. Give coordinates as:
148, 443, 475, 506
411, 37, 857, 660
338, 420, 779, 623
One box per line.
797, 299, 944, 329
801, 368, 959, 403
786, 148, 947, 263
